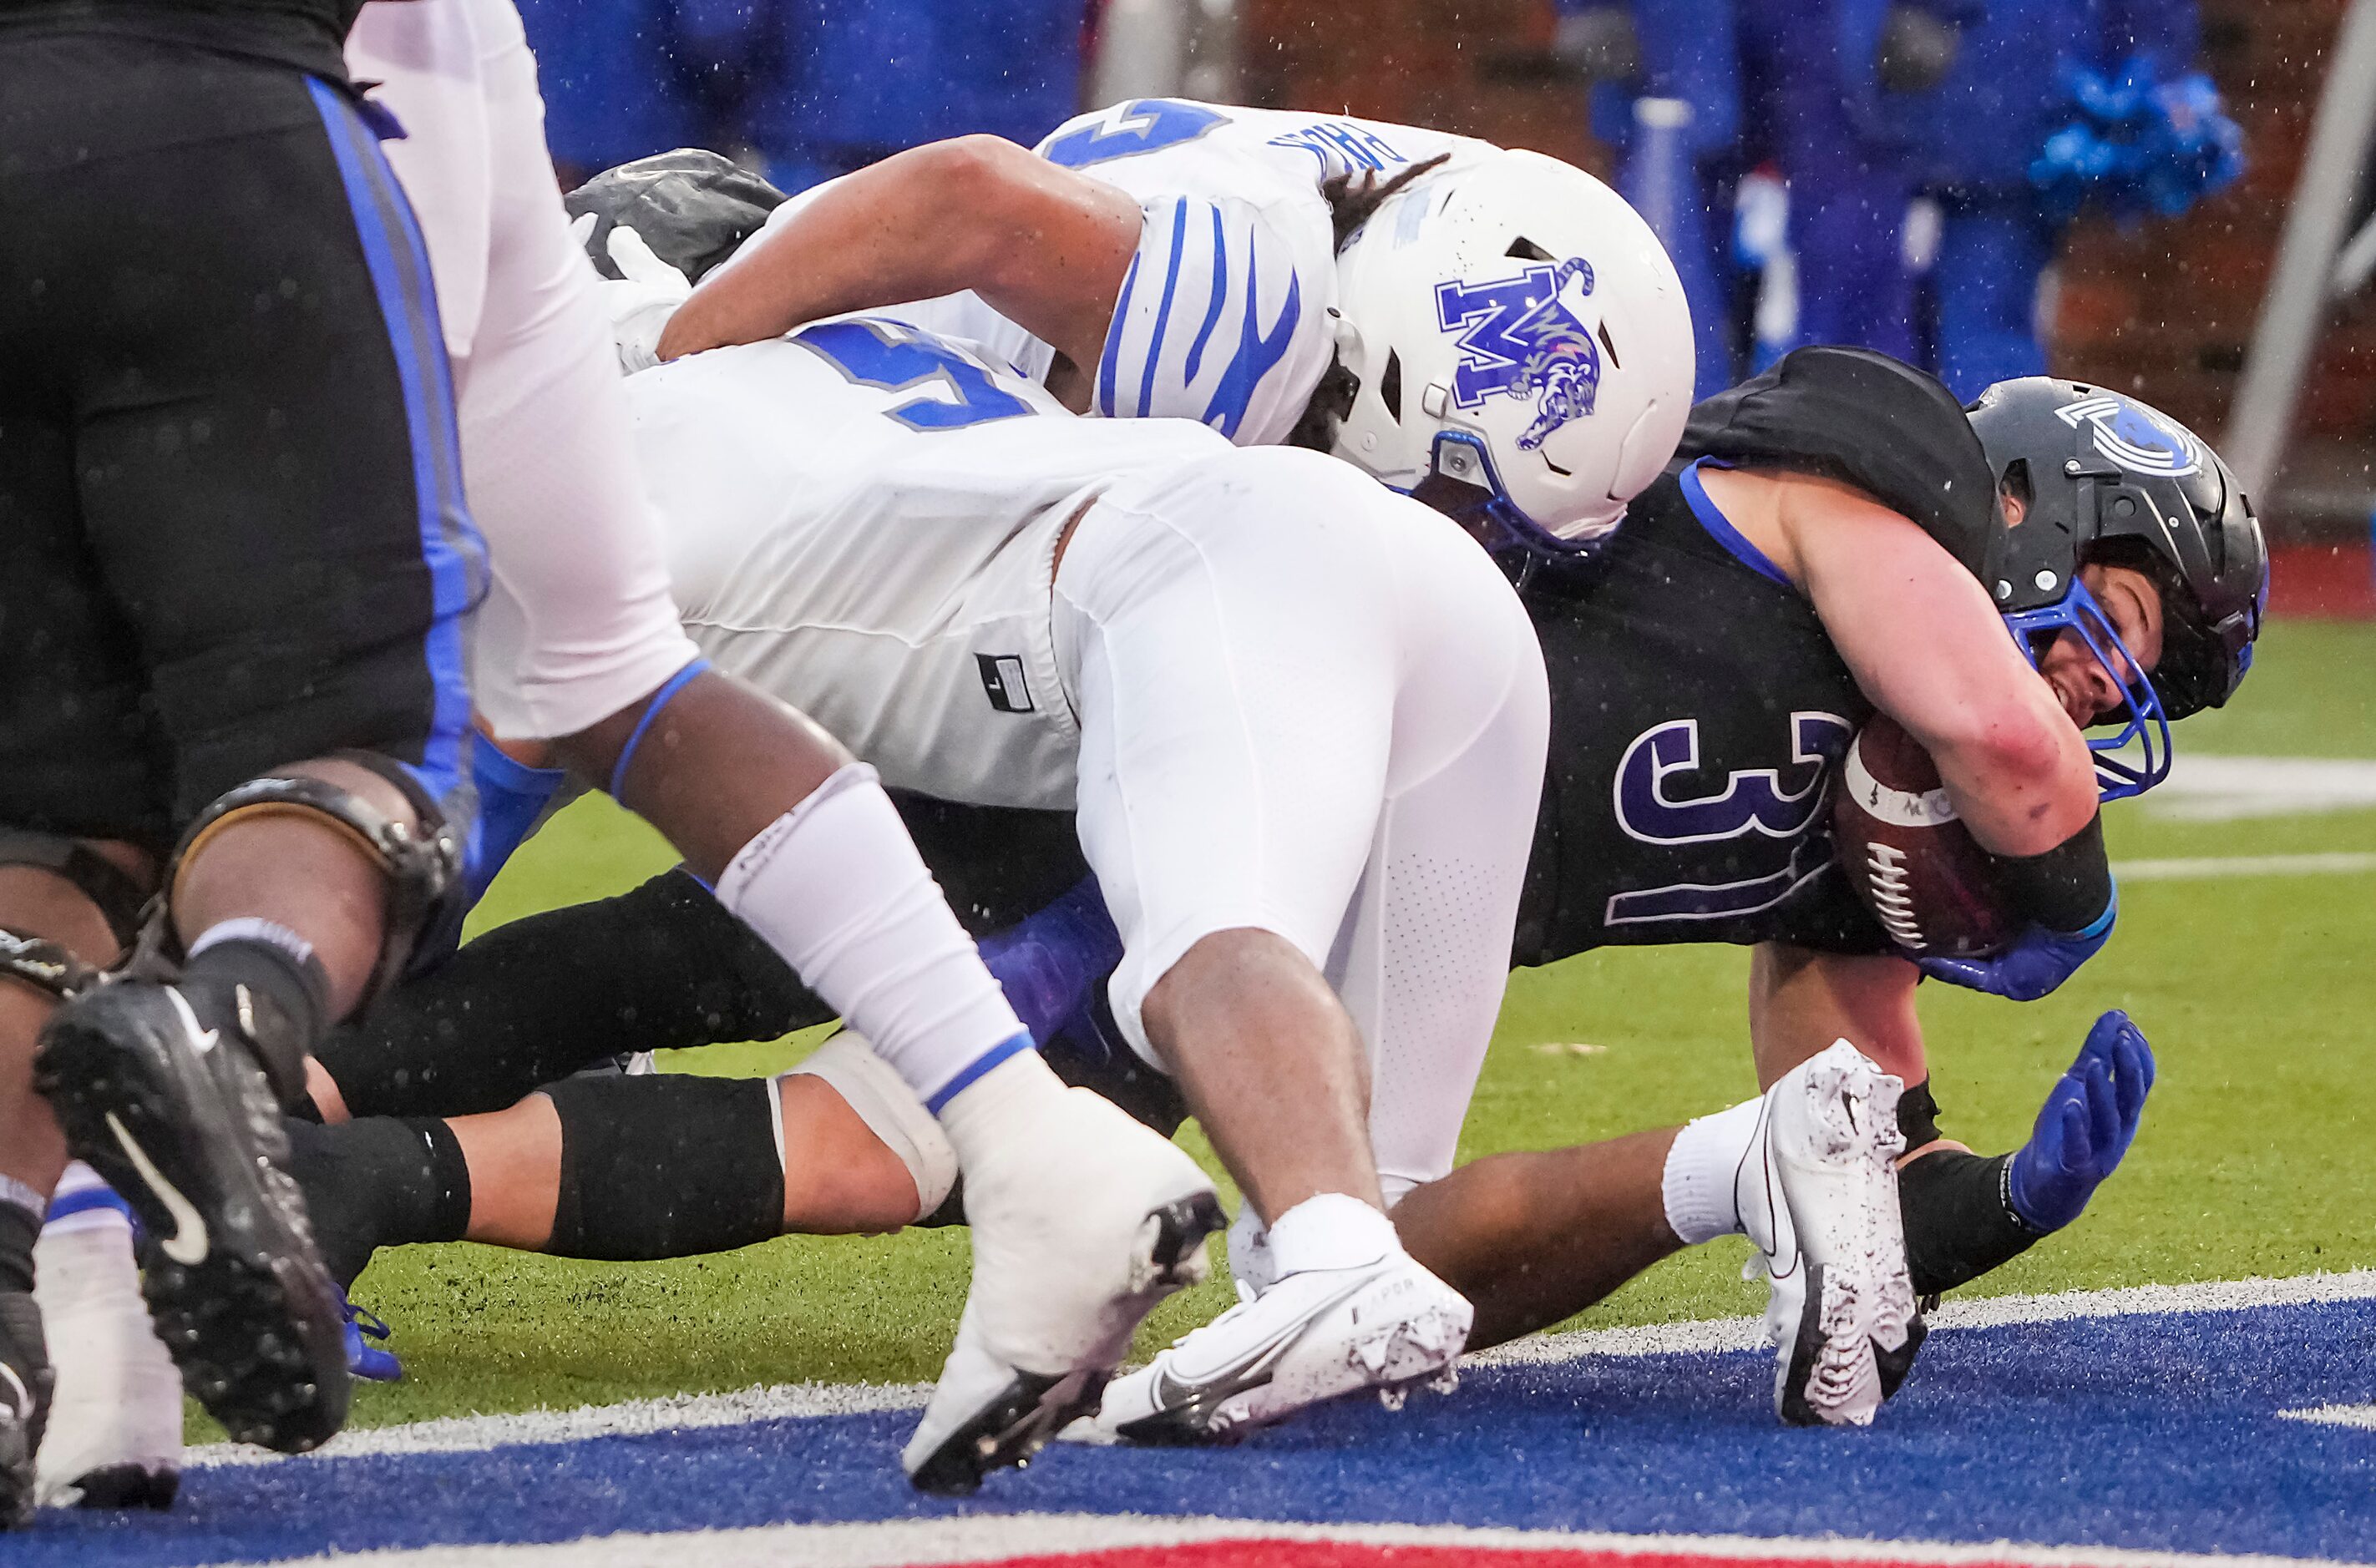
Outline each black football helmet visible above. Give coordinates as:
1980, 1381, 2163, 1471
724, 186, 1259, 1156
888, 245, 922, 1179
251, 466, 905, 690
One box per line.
564, 149, 788, 283
1966, 377, 2267, 801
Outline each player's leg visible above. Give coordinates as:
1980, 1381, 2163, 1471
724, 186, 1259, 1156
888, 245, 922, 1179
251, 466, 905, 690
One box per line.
352, 0, 1217, 1491
308, 868, 826, 1123
10, 48, 484, 1458
289, 1035, 954, 1294
1053, 450, 1512, 1441
34, 1167, 180, 1511
0, 307, 175, 1516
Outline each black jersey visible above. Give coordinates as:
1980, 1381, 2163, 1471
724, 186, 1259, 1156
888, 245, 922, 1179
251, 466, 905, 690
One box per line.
1510, 467, 1884, 963
0, 0, 362, 77
1512, 346, 1997, 967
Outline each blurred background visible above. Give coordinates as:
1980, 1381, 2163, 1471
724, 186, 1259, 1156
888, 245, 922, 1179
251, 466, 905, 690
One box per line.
519, 0, 2376, 619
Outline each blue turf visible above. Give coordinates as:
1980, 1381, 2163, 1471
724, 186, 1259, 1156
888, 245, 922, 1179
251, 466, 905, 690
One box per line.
18, 1298, 2375, 1565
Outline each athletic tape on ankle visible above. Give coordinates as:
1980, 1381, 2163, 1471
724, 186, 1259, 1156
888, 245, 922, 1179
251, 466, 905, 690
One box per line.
785, 1032, 959, 1219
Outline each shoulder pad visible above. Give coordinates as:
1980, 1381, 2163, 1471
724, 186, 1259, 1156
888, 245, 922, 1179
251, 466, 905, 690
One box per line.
1677, 347, 1997, 579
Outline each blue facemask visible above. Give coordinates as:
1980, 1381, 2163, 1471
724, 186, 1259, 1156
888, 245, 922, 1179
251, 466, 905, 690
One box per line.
2001, 576, 2171, 802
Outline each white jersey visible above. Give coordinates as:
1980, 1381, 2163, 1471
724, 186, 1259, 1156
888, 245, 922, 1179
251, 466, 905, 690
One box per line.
629, 317, 1234, 809
736, 99, 1493, 450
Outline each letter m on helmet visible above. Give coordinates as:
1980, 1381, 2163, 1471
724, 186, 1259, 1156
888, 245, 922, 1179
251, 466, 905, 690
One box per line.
1432, 258, 1598, 412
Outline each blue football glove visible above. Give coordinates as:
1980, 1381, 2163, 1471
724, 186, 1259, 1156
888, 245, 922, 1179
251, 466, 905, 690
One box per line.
1917, 890, 2115, 1001
2004, 1009, 2156, 1232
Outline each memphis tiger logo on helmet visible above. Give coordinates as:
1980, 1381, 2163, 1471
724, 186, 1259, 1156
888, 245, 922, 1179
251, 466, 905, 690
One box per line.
1431, 255, 1603, 453
1325, 148, 1694, 555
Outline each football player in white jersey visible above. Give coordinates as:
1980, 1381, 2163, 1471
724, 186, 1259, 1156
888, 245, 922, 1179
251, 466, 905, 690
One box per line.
638, 312, 1553, 1435
645, 99, 1699, 555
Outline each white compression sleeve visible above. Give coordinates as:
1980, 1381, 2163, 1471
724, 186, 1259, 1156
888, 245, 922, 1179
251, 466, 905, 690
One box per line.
715, 763, 1029, 1110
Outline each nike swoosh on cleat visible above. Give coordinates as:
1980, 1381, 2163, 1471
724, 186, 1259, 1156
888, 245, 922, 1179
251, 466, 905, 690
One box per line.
104, 1112, 209, 1267
1140, 1272, 1381, 1430
165, 989, 220, 1056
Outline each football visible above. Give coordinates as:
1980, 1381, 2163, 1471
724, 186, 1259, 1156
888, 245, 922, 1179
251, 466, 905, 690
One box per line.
1831, 714, 2015, 959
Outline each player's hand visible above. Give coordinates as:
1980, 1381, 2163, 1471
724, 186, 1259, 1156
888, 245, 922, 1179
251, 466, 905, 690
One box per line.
2004, 1009, 2155, 1232
570, 213, 692, 375
1916, 892, 2115, 1002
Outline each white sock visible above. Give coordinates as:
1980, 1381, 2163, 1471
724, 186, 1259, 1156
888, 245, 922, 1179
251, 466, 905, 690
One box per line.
1660, 1096, 1766, 1246
714, 764, 1029, 1111
1263, 1192, 1401, 1278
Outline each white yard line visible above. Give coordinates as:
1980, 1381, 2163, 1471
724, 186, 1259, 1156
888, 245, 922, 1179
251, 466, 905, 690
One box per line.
188, 1378, 932, 1469
1472, 1268, 2376, 1366
2114, 852, 2376, 881
232, 1512, 2376, 1568
2280, 1404, 2376, 1432
2145, 756, 2376, 822
190, 1269, 2376, 1469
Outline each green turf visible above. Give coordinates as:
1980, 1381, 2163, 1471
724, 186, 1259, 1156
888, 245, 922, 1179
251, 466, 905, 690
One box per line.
305, 619, 2376, 1434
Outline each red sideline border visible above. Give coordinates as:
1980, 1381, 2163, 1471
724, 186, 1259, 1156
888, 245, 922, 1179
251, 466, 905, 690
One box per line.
2271, 542, 2375, 618
968, 1545, 2024, 1568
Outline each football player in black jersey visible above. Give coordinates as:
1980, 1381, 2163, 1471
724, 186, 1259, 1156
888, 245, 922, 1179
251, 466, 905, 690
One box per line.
259, 352, 2262, 1434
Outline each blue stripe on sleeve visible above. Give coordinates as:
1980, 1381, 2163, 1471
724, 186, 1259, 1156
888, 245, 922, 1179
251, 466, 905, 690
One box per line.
1097, 250, 1142, 419
1183, 204, 1229, 385
306, 80, 486, 809
1134, 198, 1191, 417
1198, 234, 1299, 439
1678, 458, 1792, 589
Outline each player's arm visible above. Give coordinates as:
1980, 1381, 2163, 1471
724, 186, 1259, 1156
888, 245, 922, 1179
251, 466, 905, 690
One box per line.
1744, 470, 2119, 999
1764, 472, 2096, 858
655, 135, 1141, 381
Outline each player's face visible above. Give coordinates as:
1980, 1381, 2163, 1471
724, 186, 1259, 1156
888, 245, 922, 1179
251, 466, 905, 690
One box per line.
2035, 563, 2166, 728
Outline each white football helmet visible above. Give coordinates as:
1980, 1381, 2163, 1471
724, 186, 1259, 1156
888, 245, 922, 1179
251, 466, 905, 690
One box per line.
1329, 148, 1695, 552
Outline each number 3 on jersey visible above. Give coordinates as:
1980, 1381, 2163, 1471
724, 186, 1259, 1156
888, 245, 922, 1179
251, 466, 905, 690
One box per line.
793, 320, 1036, 432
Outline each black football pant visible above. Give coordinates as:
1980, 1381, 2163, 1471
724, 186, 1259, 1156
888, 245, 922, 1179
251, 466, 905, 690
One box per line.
0, 32, 484, 853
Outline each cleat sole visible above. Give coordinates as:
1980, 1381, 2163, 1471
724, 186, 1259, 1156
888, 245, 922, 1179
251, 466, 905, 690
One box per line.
907, 1191, 1225, 1493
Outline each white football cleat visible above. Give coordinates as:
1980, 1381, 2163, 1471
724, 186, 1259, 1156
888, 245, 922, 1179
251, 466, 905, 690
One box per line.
1066, 1246, 1472, 1446
33, 1209, 181, 1510
1740, 1039, 1924, 1427
904, 1065, 1222, 1494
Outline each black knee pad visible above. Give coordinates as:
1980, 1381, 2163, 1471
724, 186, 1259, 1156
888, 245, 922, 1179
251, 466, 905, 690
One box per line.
545, 1075, 785, 1262
166, 752, 465, 1002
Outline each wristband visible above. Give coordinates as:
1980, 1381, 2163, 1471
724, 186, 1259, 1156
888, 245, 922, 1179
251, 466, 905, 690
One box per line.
1988, 812, 2112, 935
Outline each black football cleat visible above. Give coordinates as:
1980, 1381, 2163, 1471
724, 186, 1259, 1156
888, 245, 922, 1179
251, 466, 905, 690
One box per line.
35, 980, 349, 1454
0, 1291, 53, 1529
